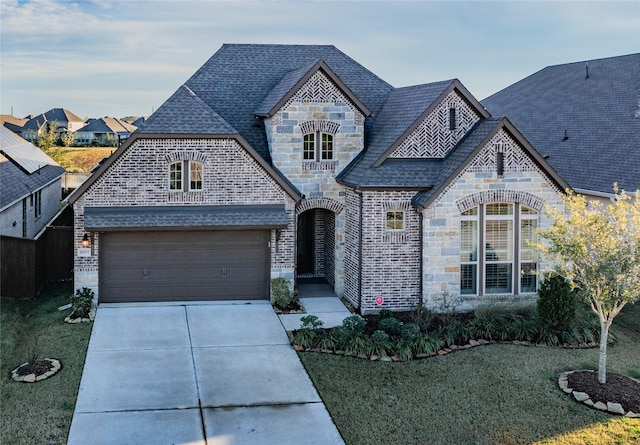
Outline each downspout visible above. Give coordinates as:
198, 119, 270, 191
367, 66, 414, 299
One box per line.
418, 210, 424, 307
358, 190, 363, 310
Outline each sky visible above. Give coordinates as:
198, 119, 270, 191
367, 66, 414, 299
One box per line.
1, 0, 639, 120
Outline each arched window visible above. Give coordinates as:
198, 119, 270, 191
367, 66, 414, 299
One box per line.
169, 161, 203, 192
303, 132, 333, 161
460, 203, 538, 296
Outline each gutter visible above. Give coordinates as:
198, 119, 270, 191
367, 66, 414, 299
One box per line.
357, 189, 363, 310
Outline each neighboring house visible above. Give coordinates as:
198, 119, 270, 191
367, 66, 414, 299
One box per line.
19, 108, 86, 143
482, 53, 640, 201
131, 116, 148, 128
68, 44, 569, 312
76, 117, 137, 146
0, 127, 66, 238
1, 115, 28, 134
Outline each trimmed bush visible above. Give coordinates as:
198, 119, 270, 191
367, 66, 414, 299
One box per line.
537, 274, 577, 331
379, 317, 402, 337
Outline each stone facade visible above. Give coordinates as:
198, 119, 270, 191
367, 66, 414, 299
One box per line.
420, 128, 564, 310
265, 70, 363, 294
73, 137, 296, 299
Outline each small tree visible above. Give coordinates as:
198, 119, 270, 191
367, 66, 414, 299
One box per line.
36, 121, 58, 150
535, 186, 640, 383
61, 129, 76, 147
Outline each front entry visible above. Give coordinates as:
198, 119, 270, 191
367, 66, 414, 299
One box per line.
296, 209, 336, 285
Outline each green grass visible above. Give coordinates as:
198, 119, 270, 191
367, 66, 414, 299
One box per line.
46, 147, 114, 173
1, 282, 92, 445
300, 303, 640, 445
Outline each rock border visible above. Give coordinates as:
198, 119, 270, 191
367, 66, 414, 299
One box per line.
11, 358, 62, 383
558, 370, 639, 418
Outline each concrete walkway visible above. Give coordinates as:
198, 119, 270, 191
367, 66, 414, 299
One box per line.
68, 300, 346, 445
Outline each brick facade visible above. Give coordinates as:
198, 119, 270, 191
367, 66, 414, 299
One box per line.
73, 137, 296, 299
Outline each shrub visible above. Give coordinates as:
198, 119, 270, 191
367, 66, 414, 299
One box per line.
410, 304, 434, 333
317, 331, 338, 351
342, 314, 366, 334
413, 333, 438, 356
400, 323, 421, 341
378, 309, 394, 320
299, 315, 323, 330
344, 333, 371, 356
537, 274, 576, 331
368, 330, 391, 357
70, 287, 93, 319
271, 278, 298, 310
379, 317, 402, 337
393, 338, 414, 361
292, 328, 316, 349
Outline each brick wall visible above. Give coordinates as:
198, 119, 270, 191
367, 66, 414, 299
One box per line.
343, 189, 361, 308
74, 137, 297, 299
359, 191, 422, 314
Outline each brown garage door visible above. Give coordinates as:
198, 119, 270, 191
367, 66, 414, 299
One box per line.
100, 230, 269, 303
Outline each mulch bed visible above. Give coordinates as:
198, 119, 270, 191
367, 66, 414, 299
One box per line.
15, 359, 54, 377
568, 370, 640, 413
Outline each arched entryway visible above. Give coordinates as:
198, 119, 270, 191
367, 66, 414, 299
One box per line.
297, 208, 336, 284
295, 198, 344, 292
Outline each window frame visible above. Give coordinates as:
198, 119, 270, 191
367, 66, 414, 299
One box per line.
385, 210, 405, 231
169, 160, 203, 192
459, 203, 538, 297
303, 131, 334, 162
34, 190, 42, 219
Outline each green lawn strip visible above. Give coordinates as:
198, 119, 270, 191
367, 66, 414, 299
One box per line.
1, 282, 92, 445
300, 304, 640, 445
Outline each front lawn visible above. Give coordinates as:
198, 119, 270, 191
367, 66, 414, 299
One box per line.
1, 282, 92, 445
300, 303, 640, 445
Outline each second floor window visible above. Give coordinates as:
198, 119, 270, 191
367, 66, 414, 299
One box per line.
169, 161, 203, 192
303, 132, 333, 161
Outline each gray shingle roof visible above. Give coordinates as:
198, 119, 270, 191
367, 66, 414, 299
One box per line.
83, 205, 288, 230
178, 44, 393, 161
482, 53, 640, 195
0, 127, 65, 210
137, 85, 238, 135
21, 108, 85, 132
81, 117, 136, 133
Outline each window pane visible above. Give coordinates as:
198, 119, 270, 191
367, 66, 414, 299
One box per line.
460, 220, 478, 261
169, 162, 182, 190
190, 161, 203, 190
386, 211, 404, 230
521, 206, 537, 215
520, 219, 537, 262
520, 263, 537, 293
461, 264, 477, 295
485, 220, 513, 261
461, 208, 478, 216
303, 134, 315, 160
486, 203, 513, 216
321, 133, 333, 160
485, 263, 512, 294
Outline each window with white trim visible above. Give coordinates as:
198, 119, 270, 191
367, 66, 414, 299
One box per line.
303, 132, 333, 161
169, 161, 203, 192
460, 203, 538, 296
385, 211, 405, 231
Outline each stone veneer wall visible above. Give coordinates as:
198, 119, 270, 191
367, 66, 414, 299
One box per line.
359, 191, 422, 314
264, 71, 364, 295
73, 137, 296, 300
420, 128, 564, 310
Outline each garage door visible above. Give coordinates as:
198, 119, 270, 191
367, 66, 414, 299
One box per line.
100, 230, 269, 303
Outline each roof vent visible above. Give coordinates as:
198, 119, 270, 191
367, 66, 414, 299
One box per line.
562, 129, 569, 141
585, 62, 590, 80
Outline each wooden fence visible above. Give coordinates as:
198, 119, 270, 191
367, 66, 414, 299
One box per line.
1, 217, 73, 298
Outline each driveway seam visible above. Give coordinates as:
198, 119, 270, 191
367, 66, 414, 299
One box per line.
183, 305, 207, 444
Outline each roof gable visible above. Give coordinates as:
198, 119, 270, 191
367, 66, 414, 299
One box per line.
412, 117, 570, 209
255, 59, 371, 118
373, 80, 490, 166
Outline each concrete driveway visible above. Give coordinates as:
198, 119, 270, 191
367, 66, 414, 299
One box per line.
67, 301, 345, 445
